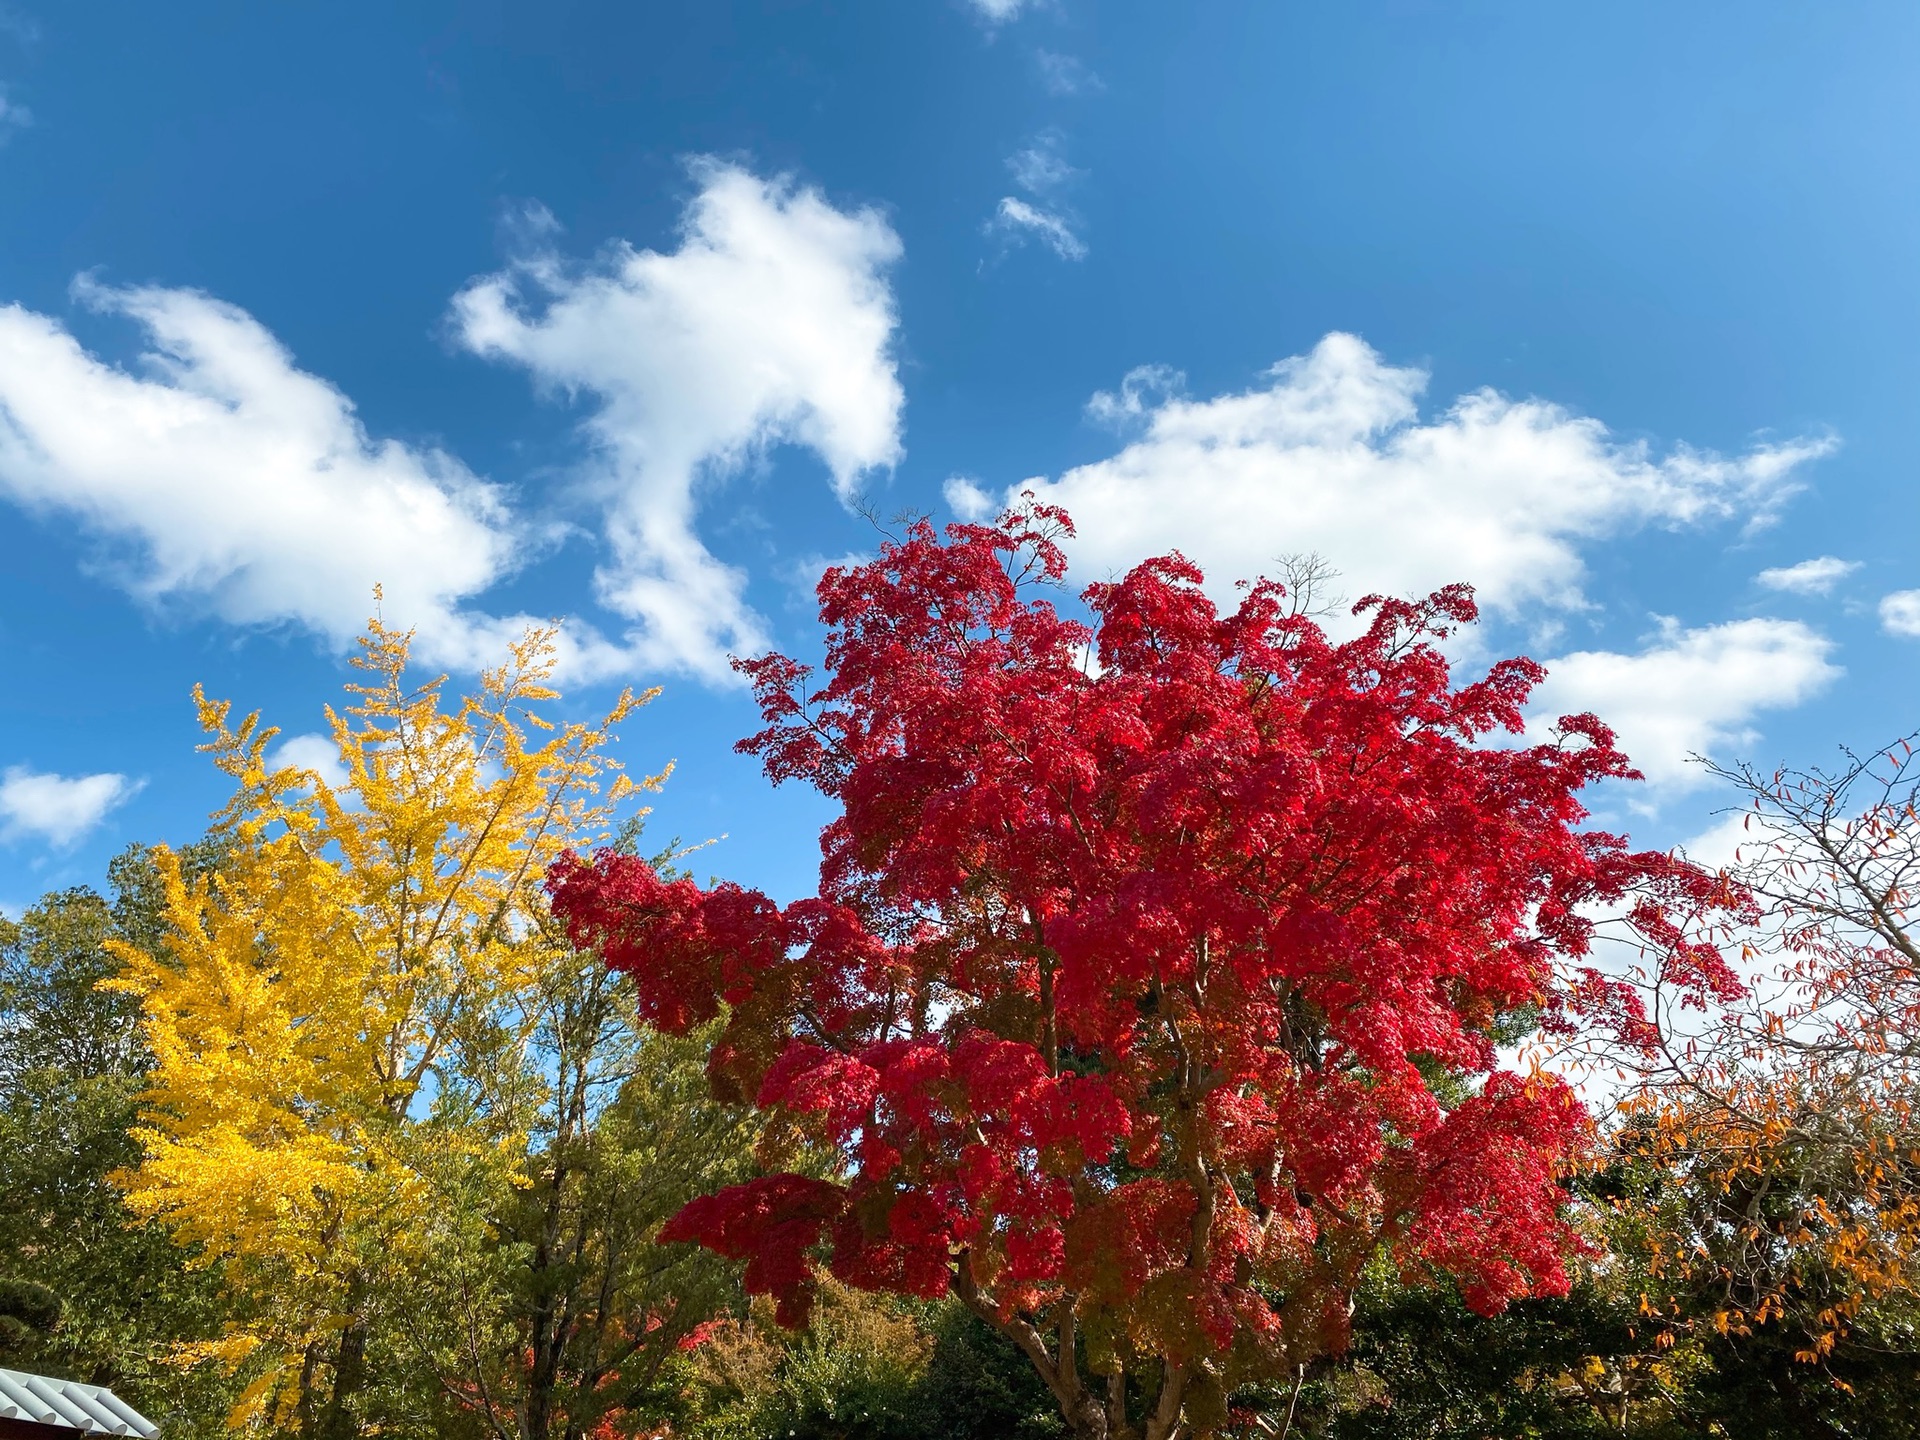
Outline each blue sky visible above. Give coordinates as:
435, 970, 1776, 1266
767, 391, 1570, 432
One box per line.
1, 0, 1917, 908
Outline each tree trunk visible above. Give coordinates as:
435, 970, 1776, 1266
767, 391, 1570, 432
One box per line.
521, 1064, 588, 1440
520, 1190, 566, 1440
296, 1338, 323, 1440
318, 1306, 368, 1440
1063, 1391, 1115, 1440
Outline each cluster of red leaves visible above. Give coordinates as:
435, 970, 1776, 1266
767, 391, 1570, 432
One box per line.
550, 503, 1739, 1403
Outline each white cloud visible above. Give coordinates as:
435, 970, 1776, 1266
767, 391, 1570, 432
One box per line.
969, 0, 1030, 21
1007, 135, 1080, 197
0, 766, 141, 847
1756, 555, 1858, 595
1034, 51, 1102, 97
943, 474, 997, 521
1527, 618, 1839, 791
1880, 590, 1920, 637
0, 89, 29, 140
269, 732, 351, 790
1673, 809, 1756, 872
988, 197, 1087, 261
780, 549, 873, 614
988, 131, 1088, 262
0, 279, 594, 672
1085, 364, 1184, 428
1017, 333, 1833, 619
452, 163, 904, 683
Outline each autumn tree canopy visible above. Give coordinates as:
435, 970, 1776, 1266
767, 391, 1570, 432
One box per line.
1621, 739, 1920, 1369
550, 505, 1741, 1440
111, 620, 661, 1438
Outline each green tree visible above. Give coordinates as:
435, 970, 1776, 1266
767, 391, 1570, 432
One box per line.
1309, 1276, 1687, 1440
0, 1279, 62, 1363
673, 1280, 937, 1440
386, 971, 762, 1440
1609, 1135, 1920, 1439
1286, 1154, 1920, 1440
0, 849, 234, 1436
910, 1305, 1067, 1440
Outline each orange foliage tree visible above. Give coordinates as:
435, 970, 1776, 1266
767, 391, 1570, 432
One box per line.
1619, 739, 1920, 1365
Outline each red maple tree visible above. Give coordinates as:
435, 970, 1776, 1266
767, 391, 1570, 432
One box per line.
549, 504, 1740, 1440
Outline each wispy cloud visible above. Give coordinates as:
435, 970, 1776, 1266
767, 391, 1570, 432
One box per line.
988, 197, 1087, 261
987, 131, 1087, 261
0, 87, 30, 142
1755, 555, 1858, 595
968, 0, 1031, 24
1085, 364, 1184, 428
1034, 50, 1102, 97
0, 7, 41, 44
1007, 138, 1081, 196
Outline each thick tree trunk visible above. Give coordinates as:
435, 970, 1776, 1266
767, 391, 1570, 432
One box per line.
1064, 1392, 1115, 1440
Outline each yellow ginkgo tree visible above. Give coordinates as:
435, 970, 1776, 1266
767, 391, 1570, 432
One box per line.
110, 616, 651, 1438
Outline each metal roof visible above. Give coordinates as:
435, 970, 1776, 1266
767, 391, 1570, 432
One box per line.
0, 1370, 158, 1438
